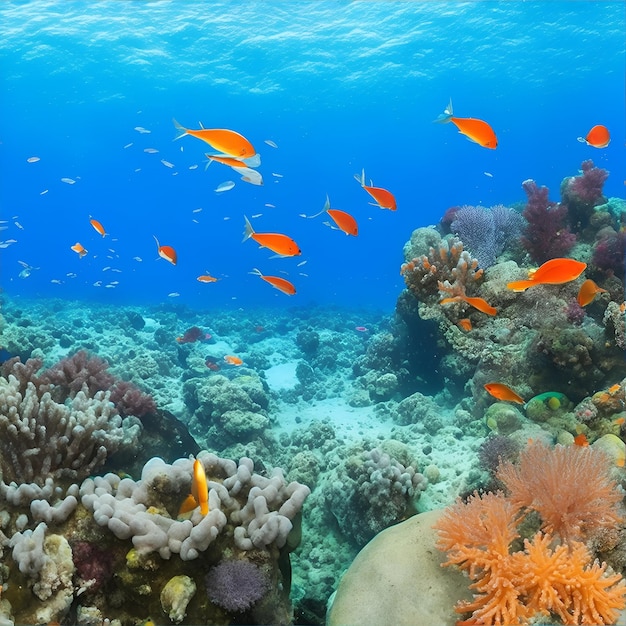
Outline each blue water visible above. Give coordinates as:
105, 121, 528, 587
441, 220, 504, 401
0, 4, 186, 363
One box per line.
1, 1, 624, 310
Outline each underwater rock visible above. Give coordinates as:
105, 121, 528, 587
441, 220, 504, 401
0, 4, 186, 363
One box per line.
484, 402, 524, 434
160, 574, 196, 624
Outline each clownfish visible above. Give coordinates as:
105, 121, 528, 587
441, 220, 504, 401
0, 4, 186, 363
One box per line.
435, 99, 498, 149
178, 458, 209, 516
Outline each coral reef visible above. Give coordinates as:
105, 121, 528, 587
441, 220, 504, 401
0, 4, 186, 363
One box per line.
520, 179, 576, 263
450, 204, 525, 268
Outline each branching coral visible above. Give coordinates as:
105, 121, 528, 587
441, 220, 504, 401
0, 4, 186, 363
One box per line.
401, 236, 483, 302
562, 159, 610, 231
435, 441, 626, 625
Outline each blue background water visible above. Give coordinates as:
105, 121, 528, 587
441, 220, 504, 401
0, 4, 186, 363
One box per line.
1, 1, 624, 311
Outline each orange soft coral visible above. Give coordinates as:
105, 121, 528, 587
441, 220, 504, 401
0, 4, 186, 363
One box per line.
435, 490, 626, 625
496, 441, 623, 544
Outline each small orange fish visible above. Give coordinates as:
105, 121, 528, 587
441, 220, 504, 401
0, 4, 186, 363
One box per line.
507, 258, 587, 291
242, 216, 301, 257
609, 384, 622, 395
250, 268, 296, 295
355, 169, 396, 210
457, 318, 472, 332
573, 433, 590, 447
440, 295, 497, 316
89, 217, 107, 237
577, 125, 610, 149
71, 242, 88, 258
307, 195, 358, 236
197, 274, 219, 283
178, 458, 209, 516
224, 355, 243, 366
205, 153, 248, 168
484, 382, 525, 404
576, 278, 607, 307
153, 235, 177, 265
435, 99, 497, 149
173, 119, 256, 158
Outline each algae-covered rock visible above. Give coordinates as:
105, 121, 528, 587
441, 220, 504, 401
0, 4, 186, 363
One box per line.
160, 574, 196, 624
484, 402, 524, 434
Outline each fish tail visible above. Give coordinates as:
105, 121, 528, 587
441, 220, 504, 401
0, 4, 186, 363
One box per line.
242, 216, 255, 242
249, 268, 263, 277
506, 279, 536, 292
434, 98, 453, 123
353, 168, 365, 186
152, 234, 160, 249
172, 118, 188, 141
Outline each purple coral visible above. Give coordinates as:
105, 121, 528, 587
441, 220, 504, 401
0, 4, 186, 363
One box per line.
592, 230, 625, 278
451, 204, 525, 268
520, 179, 576, 263
206, 560, 270, 612
72, 541, 115, 592
562, 159, 609, 231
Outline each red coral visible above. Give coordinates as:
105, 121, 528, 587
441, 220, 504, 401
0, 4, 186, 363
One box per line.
520, 179, 576, 264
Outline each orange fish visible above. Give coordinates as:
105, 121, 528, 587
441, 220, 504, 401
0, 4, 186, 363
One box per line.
224, 355, 243, 366
507, 258, 587, 291
576, 278, 607, 307
355, 169, 396, 210
440, 295, 497, 316
153, 235, 177, 265
205, 153, 248, 168
609, 384, 622, 395
577, 125, 610, 149
178, 458, 209, 516
89, 217, 107, 237
242, 216, 301, 257
197, 274, 219, 283
250, 268, 296, 295
435, 99, 497, 149
71, 242, 88, 258
573, 433, 590, 447
484, 382, 525, 404
306, 195, 358, 236
173, 118, 256, 159
457, 318, 472, 332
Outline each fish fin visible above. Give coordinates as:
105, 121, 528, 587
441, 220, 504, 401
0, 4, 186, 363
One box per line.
242, 216, 255, 242
434, 98, 453, 124
243, 153, 261, 168
152, 234, 160, 249
324, 194, 331, 212
353, 168, 365, 186
506, 279, 535, 292
172, 118, 188, 141
249, 268, 263, 276
576, 136, 586, 144
268, 253, 289, 259
198, 121, 205, 129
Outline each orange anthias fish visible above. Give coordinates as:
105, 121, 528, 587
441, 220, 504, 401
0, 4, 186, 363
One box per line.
507, 258, 587, 291
355, 169, 397, 210
197, 273, 219, 283
178, 458, 209, 516
173, 118, 256, 159
153, 235, 177, 265
71, 242, 88, 258
89, 217, 107, 237
573, 433, 590, 447
242, 216, 301, 257
577, 124, 611, 149
224, 355, 243, 366
440, 295, 497, 316
457, 318, 473, 332
305, 195, 358, 236
250, 268, 296, 295
484, 382, 525, 404
205, 153, 248, 168
577, 278, 607, 307
435, 99, 498, 149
